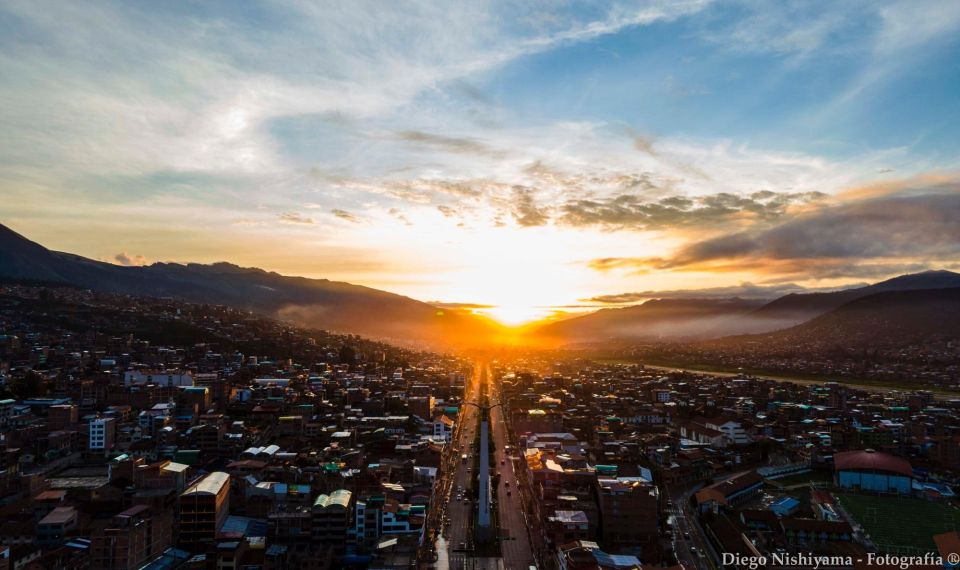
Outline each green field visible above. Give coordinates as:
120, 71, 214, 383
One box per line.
836, 493, 959, 552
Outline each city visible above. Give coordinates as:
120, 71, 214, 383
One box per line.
3, 1, 960, 569
0, 282, 958, 569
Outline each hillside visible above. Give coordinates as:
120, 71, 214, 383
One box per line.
0, 224, 497, 344
722, 287, 960, 350
533, 297, 766, 342
750, 270, 960, 325
531, 270, 960, 346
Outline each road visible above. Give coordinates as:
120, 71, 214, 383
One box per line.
443, 368, 482, 569
667, 486, 716, 570
426, 361, 535, 570
488, 365, 537, 570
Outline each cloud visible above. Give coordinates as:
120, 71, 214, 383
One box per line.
394, 130, 505, 158
387, 207, 412, 226
0, 1, 713, 208
708, 2, 855, 60
278, 212, 315, 225
582, 281, 853, 304
589, 180, 960, 279
436, 205, 458, 218
560, 190, 826, 230
430, 301, 496, 310
114, 252, 149, 266
331, 209, 361, 223
511, 186, 549, 227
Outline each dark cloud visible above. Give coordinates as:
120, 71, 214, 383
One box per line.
114, 252, 148, 266
582, 282, 854, 304
278, 212, 315, 225
665, 191, 960, 267
511, 186, 549, 227
331, 209, 361, 223
559, 190, 825, 230
587, 186, 960, 280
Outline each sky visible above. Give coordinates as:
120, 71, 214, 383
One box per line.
1, 0, 960, 325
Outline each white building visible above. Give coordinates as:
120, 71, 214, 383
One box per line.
433, 415, 454, 442
89, 417, 116, 453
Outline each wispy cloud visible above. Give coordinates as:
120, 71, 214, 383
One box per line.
278, 212, 315, 225
332, 209, 361, 223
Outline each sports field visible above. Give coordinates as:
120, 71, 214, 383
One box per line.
836, 492, 959, 552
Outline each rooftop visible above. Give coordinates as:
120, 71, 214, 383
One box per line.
182, 471, 229, 497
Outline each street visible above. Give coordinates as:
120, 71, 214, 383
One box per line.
426, 361, 536, 570
668, 485, 719, 570
488, 365, 537, 570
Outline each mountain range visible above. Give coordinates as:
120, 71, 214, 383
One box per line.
719, 286, 960, 351
3, 222, 959, 350
0, 224, 498, 345
532, 269, 960, 345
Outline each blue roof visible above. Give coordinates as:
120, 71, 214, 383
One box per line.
593, 551, 641, 568
772, 496, 800, 508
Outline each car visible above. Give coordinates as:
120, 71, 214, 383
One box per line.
690, 546, 698, 553
683, 532, 691, 540
504, 481, 509, 487
501, 459, 505, 465
506, 490, 511, 496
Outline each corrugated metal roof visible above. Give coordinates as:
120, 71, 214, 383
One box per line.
314, 488, 351, 509
182, 471, 229, 496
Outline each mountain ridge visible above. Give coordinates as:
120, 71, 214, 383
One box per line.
0, 223, 497, 345
531, 269, 960, 344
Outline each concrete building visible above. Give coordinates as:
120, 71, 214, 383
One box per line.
596, 477, 659, 552
89, 417, 116, 455
37, 506, 78, 546
90, 505, 173, 570
180, 472, 230, 548
312, 489, 352, 555
432, 415, 454, 442
124, 370, 194, 387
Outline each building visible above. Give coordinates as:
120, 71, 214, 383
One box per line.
432, 415, 454, 442
37, 506, 78, 546
89, 417, 116, 455
312, 489, 352, 555
546, 510, 593, 547
124, 370, 194, 388
90, 505, 173, 570
695, 471, 763, 513
47, 404, 79, 432
353, 496, 424, 545
179, 472, 230, 549
680, 417, 750, 448
556, 540, 643, 570
834, 449, 913, 493
595, 478, 658, 552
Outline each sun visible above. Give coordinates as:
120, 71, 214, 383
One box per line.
480, 304, 550, 327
